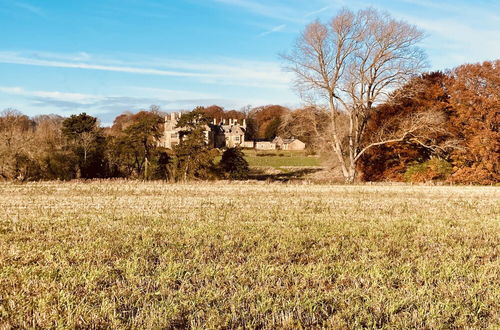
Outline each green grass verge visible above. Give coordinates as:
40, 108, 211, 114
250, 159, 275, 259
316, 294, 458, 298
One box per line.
214, 149, 321, 168
242, 149, 321, 168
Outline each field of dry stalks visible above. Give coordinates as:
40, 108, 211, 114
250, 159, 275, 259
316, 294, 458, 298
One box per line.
0, 181, 499, 328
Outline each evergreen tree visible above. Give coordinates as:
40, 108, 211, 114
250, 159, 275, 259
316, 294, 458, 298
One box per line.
61, 113, 106, 178
174, 108, 217, 181
220, 147, 249, 179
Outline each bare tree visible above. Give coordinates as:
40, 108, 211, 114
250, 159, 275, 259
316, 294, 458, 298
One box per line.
0, 109, 36, 180
283, 8, 427, 182
79, 131, 96, 164
278, 106, 330, 150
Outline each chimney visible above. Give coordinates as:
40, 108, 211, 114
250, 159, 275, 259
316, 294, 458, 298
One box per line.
223, 119, 226, 125
213, 118, 216, 125
170, 112, 175, 121
243, 119, 246, 128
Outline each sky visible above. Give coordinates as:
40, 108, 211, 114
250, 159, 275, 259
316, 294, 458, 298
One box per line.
1, 0, 499, 125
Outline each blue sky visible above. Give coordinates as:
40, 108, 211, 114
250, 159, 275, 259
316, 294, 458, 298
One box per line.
1, 0, 499, 125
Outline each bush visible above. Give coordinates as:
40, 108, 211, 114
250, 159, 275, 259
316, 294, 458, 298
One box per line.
42, 151, 78, 180
220, 147, 249, 179
150, 150, 174, 181
404, 158, 452, 183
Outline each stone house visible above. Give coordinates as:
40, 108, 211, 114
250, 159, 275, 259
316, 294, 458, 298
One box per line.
255, 141, 276, 150
216, 118, 246, 148
272, 137, 306, 151
241, 141, 255, 148
162, 112, 183, 149
162, 113, 246, 149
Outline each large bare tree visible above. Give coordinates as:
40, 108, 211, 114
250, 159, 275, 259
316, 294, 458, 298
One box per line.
283, 8, 427, 182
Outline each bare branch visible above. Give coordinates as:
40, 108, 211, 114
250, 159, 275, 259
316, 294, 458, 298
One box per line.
282, 7, 427, 182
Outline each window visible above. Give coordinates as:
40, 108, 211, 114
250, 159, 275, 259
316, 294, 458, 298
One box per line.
234, 136, 240, 141
171, 133, 178, 139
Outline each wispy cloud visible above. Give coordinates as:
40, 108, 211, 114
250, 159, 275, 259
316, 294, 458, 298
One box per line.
0, 86, 206, 126
0, 86, 223, 107
394, 12, 500, 69
0, 52, 214, 78
0, 85, 297, 123
258, 24, 286, 37
0, 86, 99, 104
0, 51, 292, 89
126, 87, 226, 102
305, 5, 336, 17
399, 0, 500, 25
213, 0, 304, 23
12, 1, 45, 17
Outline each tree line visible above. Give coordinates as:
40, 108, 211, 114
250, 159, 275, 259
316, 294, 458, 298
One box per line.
0, 59, 497, 184
0, 106, 252, 182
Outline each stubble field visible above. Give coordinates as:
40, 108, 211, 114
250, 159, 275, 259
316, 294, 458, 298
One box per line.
0, 181, 499, 328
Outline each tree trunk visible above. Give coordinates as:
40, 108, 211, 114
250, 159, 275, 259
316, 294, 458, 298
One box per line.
346, 164, 357, 184
183, 156, 190, 182
328, 96, 351, 180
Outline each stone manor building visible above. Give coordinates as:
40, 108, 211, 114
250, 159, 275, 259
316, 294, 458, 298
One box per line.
162, 112, 246, 149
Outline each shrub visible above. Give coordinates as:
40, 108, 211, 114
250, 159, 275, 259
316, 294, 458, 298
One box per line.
220, 147, 249, 179
404, 158, 452, 182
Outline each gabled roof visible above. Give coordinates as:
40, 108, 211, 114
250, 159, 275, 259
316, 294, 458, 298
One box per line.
273, 136, 304, 144
220, 125, 245, 135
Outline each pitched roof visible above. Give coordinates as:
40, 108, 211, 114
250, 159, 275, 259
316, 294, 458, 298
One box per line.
273, 136, 304, 144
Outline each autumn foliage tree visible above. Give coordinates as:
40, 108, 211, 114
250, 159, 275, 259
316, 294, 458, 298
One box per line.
359, 62, 499, 184
359, 72, 454, 181
0, 109, 37, 180
34, 114, 77, 180
199, 105, 245, 122
447, 61, 499, 184
0, 111, 78, 181
249, 105, 289, 140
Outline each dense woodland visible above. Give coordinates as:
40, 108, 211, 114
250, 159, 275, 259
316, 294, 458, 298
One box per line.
0, 61, 498, 184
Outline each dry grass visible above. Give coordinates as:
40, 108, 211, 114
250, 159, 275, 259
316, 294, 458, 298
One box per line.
0, 181, 499, 328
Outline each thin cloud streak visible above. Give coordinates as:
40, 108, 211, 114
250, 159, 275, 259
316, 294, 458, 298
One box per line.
305, 5, 336, 17
0, 86, 99, 103
393, 13, 500, 69
0, 86, 221, 105
0, 54, 214, 78
0, 51, 292, 89
213, 0, 304, 23
12, 1, 45, 17
258, 24, 286, 37
0, 86, 298, 122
